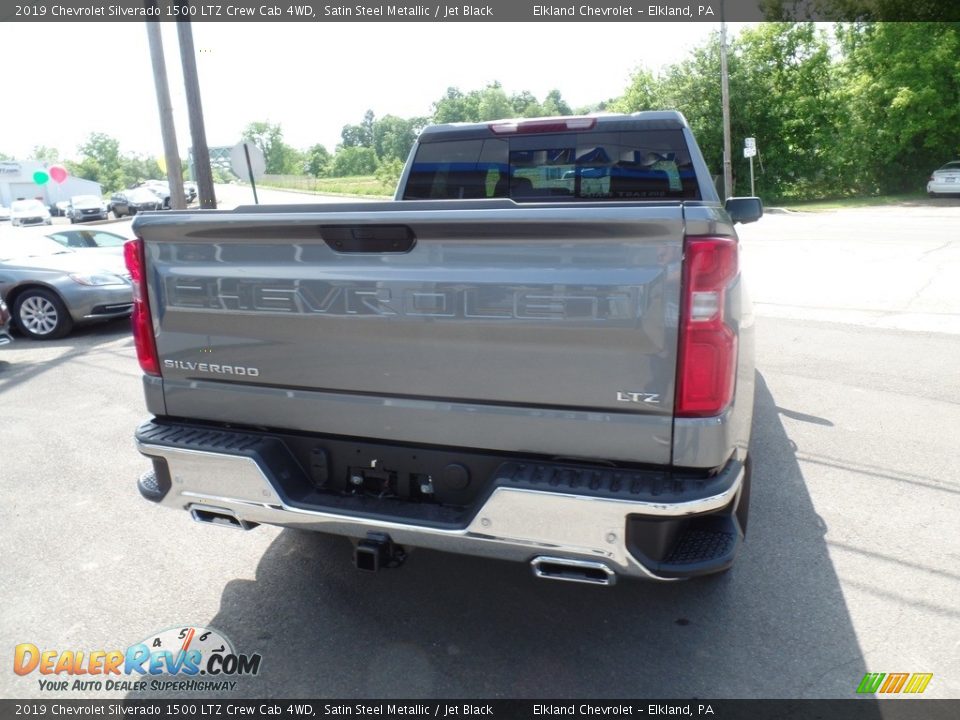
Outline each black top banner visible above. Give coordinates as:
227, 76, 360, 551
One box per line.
2, 0, 959, 22
2, 700, 960, 720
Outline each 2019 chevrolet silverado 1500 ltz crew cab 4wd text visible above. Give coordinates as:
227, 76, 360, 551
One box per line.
127, 112, 762, 584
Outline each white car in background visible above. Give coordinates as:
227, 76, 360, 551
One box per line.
9, 199, 52, 227
927, 161, 960, 196
0, 205, 11, 222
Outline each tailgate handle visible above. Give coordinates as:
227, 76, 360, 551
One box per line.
320, 225, 416, 253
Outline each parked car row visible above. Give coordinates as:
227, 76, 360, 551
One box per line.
1, 179, 201, 230
133, 179, 198, 209
0, 227, 132, 340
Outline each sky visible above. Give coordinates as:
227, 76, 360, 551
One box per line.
0, 22, 749, 163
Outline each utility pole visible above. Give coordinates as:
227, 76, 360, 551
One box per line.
176, 6, 217, 209
720, 6, 733, 200
145, 11, 186, 210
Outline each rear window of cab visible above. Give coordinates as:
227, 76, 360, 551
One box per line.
402, 129, 700, 202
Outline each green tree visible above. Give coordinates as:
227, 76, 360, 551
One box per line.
68, 133, 126, 190
432, 87, 481, 123
510, 90, 542, 117
372, 115, 420, 163
609, 69, 663, 113
541, 89, 573, 116
341, 109, 376, 148
241, 121, 299, 174
330, 146, 378, 176
610, 24, 844, 200
304, 144, 332, 177
67, 133, 164, 191
476, 84, 513, 121
731, 23, 842, 199
375, 158, 405, 193
835, 22, 960, 193
32, 146, 61, 164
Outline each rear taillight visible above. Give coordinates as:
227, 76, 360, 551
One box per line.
676, 236, 739, 417
123, 238, 161, 376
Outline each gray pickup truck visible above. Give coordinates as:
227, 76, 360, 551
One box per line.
128, 112, 762, 584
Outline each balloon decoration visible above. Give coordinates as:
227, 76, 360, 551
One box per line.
33, 170, 50, 185
49, 165, 68, 184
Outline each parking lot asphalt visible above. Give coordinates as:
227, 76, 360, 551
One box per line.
1, 199, 958, 699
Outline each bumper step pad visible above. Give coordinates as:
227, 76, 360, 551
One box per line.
495, 460, 733, 504
665, 528, 737, 565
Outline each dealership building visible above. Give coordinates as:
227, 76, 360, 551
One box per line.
0, 160, 103, 208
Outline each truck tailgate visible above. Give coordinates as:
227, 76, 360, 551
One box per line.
135, 201, 684, 463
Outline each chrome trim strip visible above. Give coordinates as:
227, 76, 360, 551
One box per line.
136, 440, 743, 582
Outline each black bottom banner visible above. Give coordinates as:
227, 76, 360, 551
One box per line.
1, 700, 958, 720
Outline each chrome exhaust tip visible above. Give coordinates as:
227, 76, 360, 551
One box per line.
531, 556, 616, 586
189, 505, 257, 531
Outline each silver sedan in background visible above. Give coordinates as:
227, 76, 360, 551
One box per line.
45, 227, 128, 256
0, 233, 132, 339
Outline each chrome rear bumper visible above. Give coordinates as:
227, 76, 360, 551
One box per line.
135, 423, 746, 582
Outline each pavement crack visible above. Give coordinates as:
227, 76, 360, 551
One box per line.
921, 240, 954, 257
797, 654, 865, 697
905, 275, 938, 309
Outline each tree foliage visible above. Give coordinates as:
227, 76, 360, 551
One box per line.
330, 146, 378, 177
242, 121, 301, 174
372, 115, 423, 163
32, 146, 61, 164
432, 87, 482, 123
304, 144, 332, 177
341, 109, 376, 149
431, 83, 574, 123
323, 86, 574, 182
65, 133, 162, 192
835, 22, 960, 193
610, 21, 959, 200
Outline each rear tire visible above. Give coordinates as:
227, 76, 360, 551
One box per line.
14, 288, 73, 340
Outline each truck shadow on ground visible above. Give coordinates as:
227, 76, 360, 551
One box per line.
176, 373, 876, 700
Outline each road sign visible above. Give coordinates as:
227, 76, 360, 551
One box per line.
744, 147, 757, 158
745, 137, 756, 150
230, 142, 266, 180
